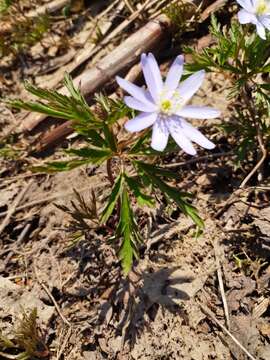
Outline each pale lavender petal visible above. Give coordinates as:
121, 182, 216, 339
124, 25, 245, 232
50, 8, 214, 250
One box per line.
125, 112, 157, 132
181, 119, 215, 150
259, 15, 270, 29
238, 9, 257, 24
124, 96, 157, 112
141, 53, 163, 102
167, 117, 196, 155
176, 105, 221, 119
164, 55, 184, 95
116, 76, 153, 105
177, 70, 205, 104
236, 0, 254, 12
256, 21, 266, 39
151, 118, 169, 151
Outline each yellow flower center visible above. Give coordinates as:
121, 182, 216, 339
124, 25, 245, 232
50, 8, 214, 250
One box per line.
160, 99, 172, 113
256, 0, 268, 15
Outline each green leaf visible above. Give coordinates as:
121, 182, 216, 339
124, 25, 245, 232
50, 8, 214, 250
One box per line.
94, 93, 134, 125
129, 130, 151, 153
124, 174, 155, 207
63, 73, 88, 106
102, 122, 117, 152
135, 161, 204, 229
82, 129, 106, 147
259, 83, 270, 91
118, 189, 133, 275
117, 187, 140, 275
66, 147, 112, 164
129, 133, 178, 156
135, 161, 180, 179
0, 0, 13, 12
31, 159, 91, 173
101, 174, 124, 223
8, 76, 100, 128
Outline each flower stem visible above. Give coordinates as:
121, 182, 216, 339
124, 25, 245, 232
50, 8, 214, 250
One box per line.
106, 158, 114, 186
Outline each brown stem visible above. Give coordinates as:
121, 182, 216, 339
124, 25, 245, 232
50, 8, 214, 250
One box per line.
118, 129, 149, 151
106, 158, 114, 186
240, 86, 267, 187
240, 128, 267, 188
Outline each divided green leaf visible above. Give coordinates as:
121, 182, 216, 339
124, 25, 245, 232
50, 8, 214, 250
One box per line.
117, 186, 140, 275
101, 173, 124, 223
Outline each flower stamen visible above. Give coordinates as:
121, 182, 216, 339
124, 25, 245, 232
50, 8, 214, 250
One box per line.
256, 0, 268, 15
160, 99, 172, 113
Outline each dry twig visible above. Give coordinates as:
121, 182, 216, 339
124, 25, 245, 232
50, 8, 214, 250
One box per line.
56, 325, 72, 360
199, 303, 257, 360
162, 150, 234, 168
240, 130, 267, 188
33, 261, 71, 327
213, 241, 230, 330
41, 282, 71, 327
0, 180, 34, 235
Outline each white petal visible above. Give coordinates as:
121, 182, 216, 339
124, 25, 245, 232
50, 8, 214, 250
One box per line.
238, 9, 257, 24
141, 53, 163, 102
124, 96, 157, 112
177, 70, 205, 104
176, 106, 221, 119
236, 0, 254, 12
164, 55, 184, 95
151, 118, 169, 151
256, 21, 266, 39
259, 15, 270, 29
181, 119, 215, 150
167, 117, 196, 155
116, 76, 153, 105
125, 112, 157, 132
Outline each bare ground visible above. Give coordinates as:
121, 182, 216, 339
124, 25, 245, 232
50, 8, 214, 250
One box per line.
0, 1, 270, 359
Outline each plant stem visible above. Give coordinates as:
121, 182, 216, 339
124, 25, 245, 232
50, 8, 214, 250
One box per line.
106, 158, 114, 186
240, 85, 267, 187
240, 127, 267, 188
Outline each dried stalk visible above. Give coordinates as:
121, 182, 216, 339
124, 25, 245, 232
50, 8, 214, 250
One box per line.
199, 303, 257, 360
240, 128, 267, 187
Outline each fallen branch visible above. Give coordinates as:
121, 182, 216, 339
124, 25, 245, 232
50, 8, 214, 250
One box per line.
200, 0, 228, 21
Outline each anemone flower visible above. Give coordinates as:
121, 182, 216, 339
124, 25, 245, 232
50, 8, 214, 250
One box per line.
237, 0, 270, 39
116, 53, 220, 155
